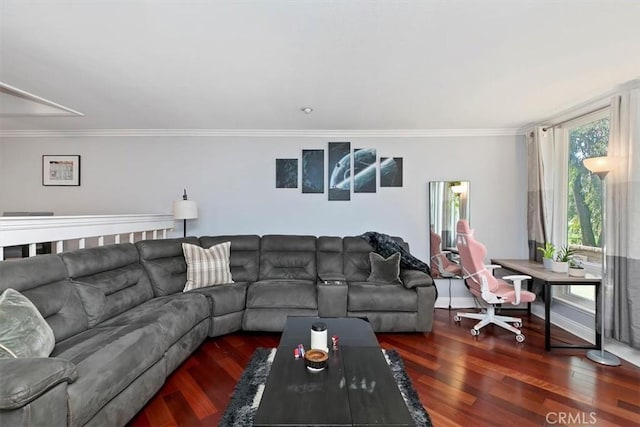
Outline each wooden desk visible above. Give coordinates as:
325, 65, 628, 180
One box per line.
492, 259, 601, 351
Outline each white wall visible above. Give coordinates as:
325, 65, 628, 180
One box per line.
0, 134, 528, 261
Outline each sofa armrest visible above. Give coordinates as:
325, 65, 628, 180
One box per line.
400, 269, 434, 289
416, 285, 437, 332
0, 357, 77, 409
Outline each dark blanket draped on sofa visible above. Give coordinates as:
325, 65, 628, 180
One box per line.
360, 231, 432, 276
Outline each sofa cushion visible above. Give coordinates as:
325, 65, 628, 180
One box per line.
98, 292, 210, 348
190, 282, 248, 316
182, 242, 233, 291
62, 244, 155, 326
69, 263, 154, 328
348, 283, 418, 312
51, 322, 166, 427
343, 236, 377, 282
317, 236, 345, 281
136, 237, 201, 296
0, 288, 55, 359
367, 252, 402, 285
259, 235, 317, 280
246, 280, 317, 309
343, 235, 409, 282
0, 254, 88, 342
200, 235, 260, 282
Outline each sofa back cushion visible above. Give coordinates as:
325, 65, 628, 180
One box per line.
343, 236, 408, 282
259, 235, 317, 280
136, 237, 201, 296
200, 235, 260, 282
61, 244, 154, 327
0, 255, 88, 342
317, 236, 344, 281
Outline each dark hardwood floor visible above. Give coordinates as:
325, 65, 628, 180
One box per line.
128, 309, 640, 426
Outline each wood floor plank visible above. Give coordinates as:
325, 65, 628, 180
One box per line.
215, 355, 246, 383
162, 392, 200, 427
127, 309, 640, 427
416, 374, 478, 406
173, 369, 217, 419
142, 395, 176, 427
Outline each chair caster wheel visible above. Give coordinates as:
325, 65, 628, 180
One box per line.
516, 334, 525, 343
454, 315, 461, 322
514, 321, 522, 328
470, 328, 480, 336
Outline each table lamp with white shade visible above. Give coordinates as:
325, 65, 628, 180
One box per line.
582, 155, 621, 367
173, 189, 198, 238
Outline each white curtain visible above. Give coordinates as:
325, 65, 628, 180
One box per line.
526, 126, 565, 260
608, 90, 640, 348
526, 127, 551, 259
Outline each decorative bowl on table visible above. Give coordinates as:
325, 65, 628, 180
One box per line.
304, 349, 328, 372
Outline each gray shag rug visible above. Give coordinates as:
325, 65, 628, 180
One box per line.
219, 347, 433, 427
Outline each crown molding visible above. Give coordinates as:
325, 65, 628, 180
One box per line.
0, 128, 524, 138
521, 77, 640, 130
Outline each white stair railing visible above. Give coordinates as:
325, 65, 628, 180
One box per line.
0, 214, 174, 260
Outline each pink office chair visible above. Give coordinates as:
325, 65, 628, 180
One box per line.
430, 226, 462, 278
454, 219, 535, 342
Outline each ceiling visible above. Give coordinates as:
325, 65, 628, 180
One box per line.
1, 0, 639, 134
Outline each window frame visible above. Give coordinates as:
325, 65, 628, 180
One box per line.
552, 107, 610, 310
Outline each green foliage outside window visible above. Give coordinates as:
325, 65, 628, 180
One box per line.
567, 118, 609, 248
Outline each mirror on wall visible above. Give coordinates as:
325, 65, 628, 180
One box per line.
429, 181, 470, 250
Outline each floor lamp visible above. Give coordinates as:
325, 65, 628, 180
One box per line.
582, 156, 621, 367
173, 189, 198, 238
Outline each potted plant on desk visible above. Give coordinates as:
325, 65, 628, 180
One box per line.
537, 242, 555, 270
552, 245, 575, 274
568, 259, 586, 277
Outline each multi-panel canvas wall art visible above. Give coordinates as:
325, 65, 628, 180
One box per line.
380, 157, 403, 187
275, 158, 298, 188
302, 149, 324, 193
353, 148, 376, 193
275, 145, 403, 197
328, 142, 351, 201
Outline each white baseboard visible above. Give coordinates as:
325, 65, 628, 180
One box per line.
530, 303, 595, 344
531, 304, 640, 366
434, 296, 476, 309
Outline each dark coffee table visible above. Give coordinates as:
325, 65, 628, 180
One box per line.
253, 317, 415, 426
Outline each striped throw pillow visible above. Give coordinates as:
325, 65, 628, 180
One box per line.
182, 242, 234, 291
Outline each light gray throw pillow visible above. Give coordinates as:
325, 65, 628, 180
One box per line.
0, 288, 55, 359
182, 242, 234, 291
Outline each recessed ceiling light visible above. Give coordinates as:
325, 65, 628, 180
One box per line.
301, 107, 313, 114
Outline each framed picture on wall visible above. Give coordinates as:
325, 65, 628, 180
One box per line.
42, 155, 81, 186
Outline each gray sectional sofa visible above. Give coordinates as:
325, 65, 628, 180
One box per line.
0, 234, 436, 426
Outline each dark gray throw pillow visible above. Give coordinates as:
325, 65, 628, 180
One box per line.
367, 252, 403, 285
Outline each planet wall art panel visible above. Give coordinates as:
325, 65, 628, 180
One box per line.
328, 142, 351, 201
380, 157, 403, 187
353, 148, 376, 193
302, 149, 324, 193
275, 158, 298, 188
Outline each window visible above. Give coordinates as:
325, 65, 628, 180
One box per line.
557, 109, 610, 308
